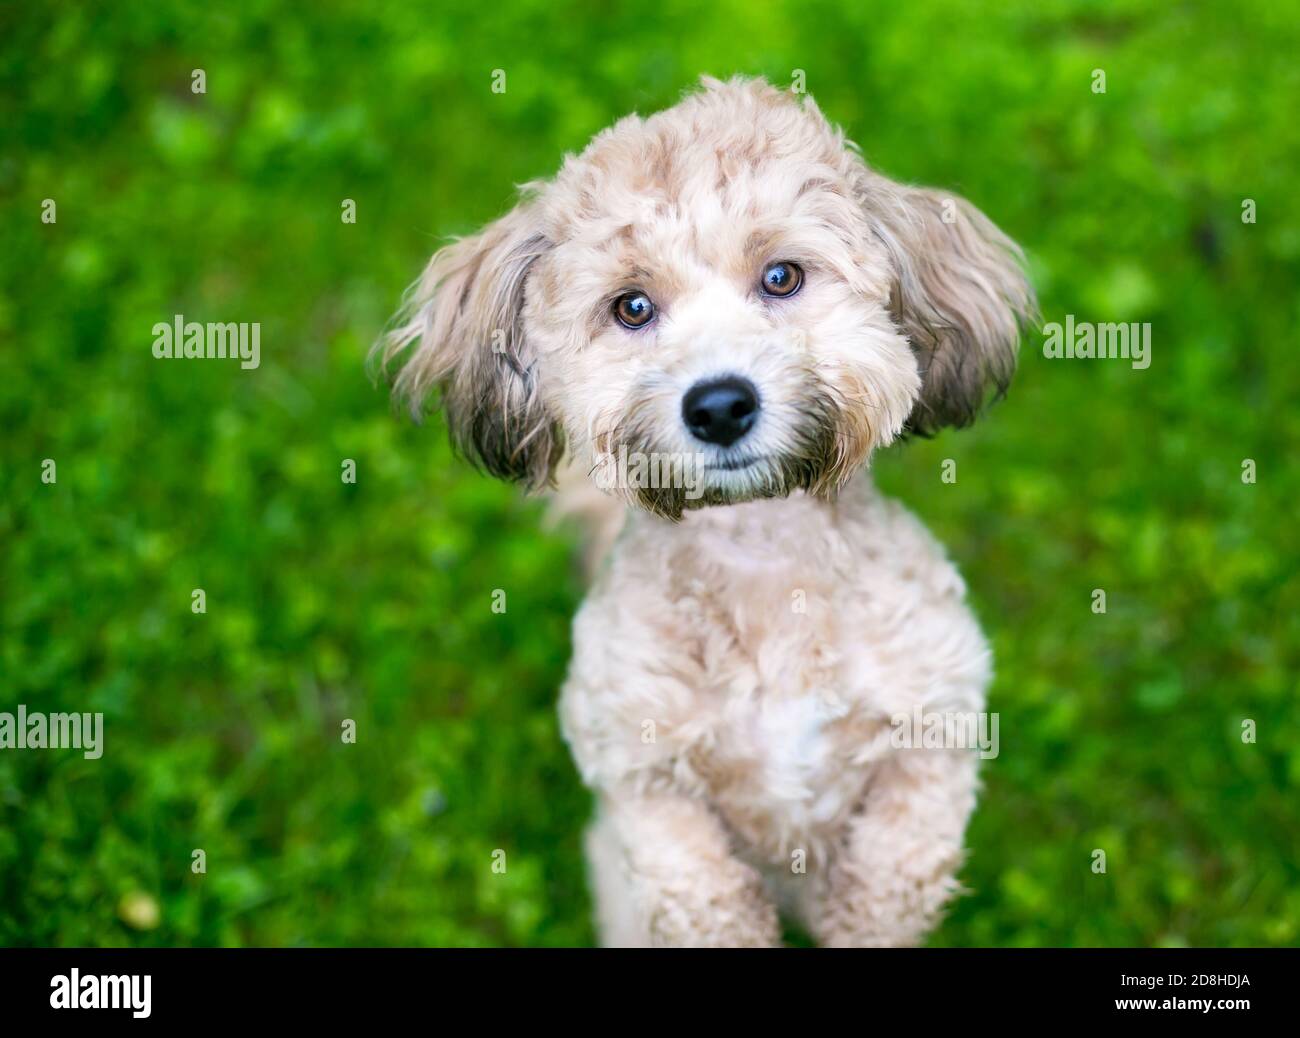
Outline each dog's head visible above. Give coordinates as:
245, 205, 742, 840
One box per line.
378, 76, 1035, 518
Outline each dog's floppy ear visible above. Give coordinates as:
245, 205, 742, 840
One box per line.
862, 179, 1036, 435
376, 202, 561, 489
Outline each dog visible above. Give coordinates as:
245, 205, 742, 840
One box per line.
377, 76, 1035, 946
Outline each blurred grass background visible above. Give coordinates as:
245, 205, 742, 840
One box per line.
1, 0, 1298, 946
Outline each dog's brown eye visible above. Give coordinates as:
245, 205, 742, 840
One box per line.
761, 261, 803, 298
614, 292, 655, 329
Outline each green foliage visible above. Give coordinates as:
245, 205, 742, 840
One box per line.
1, 0, 1297, 946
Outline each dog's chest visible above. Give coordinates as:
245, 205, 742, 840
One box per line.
563, 487, 985, 859
672, 560, 884, 857
699, 689, 871, 857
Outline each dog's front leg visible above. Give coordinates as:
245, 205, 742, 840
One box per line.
592, 792, 781, 948
810, 748, 979, 947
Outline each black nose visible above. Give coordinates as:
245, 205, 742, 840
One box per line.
682, 377, 759, 447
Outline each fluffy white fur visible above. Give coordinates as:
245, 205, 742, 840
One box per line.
378, 76, 1035, 946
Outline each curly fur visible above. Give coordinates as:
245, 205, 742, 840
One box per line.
379, 75, 1035, 946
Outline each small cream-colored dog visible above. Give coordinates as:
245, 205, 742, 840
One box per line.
379, 76, 1035, 946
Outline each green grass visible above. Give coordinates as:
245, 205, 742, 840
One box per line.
1, 0, 1297, 946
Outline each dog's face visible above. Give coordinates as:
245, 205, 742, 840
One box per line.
381, 77, 1034, 518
